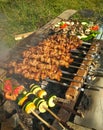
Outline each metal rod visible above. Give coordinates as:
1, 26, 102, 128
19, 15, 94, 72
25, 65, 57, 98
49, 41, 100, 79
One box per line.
78, 45, 97, 51
46, 78, 69, 87
46, 78, 100, 91
61, 76, 84, 84
94, 74, 103, 77
82, 42, 100, 48
90, 70, 103, 75
96, 68, 103, 72
69, 64, 87, 70
71, 85, 100, 91
71, 61, 89, 67
78, 45, 90, 50
71, 49, 87, 55
71, 49, 97, 57
31, 110, 57, 130
60, 76, 100, 90
55, 97, 71, 104
82, 42, 92, 46
61, 70, 85, 78
71, 54, 93, 61
84, 82, 103, 89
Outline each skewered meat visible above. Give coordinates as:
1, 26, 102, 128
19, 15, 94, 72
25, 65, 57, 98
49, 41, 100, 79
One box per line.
8, 34, 82, 81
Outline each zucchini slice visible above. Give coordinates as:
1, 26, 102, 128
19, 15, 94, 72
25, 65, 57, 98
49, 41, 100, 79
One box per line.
29, 83, 35, 88
30, 86, 41, 95
26, 92, 33, 96
30, 84, 40, 90
32, 97, 38, 103
47, 95, 57, 108
35, 98, 45, 108
16, 93, 24, 104
38, 100, 48, 113
29, 83, 40, 88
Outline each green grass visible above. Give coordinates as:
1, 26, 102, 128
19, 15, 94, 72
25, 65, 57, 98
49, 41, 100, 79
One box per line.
0, 0, 103, 47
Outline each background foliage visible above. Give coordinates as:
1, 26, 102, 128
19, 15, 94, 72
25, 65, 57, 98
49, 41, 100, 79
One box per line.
0, 0, 103, 47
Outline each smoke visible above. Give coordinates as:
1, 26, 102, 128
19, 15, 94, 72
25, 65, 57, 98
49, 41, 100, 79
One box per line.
0, 41, 11, 62
0, 13, 12, 62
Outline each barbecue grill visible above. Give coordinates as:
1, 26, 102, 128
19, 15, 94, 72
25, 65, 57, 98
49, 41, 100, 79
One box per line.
0, 10, 103, 130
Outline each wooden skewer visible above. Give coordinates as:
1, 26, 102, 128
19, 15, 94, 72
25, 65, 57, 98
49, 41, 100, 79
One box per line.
45, 107, 61, 121
31, 110, 57, 130
15, 31, 34, 40
44, 107, 74, 130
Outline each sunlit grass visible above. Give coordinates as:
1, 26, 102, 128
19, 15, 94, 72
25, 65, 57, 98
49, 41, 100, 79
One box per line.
0, 0, 103, 47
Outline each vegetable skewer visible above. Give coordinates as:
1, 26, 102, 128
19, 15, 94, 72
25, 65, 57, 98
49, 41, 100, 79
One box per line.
29, 84, 84, 119
28, 84, 76, 129
17, 89, 74, 130
23, 102, 57, 130
17, 93, 57, 130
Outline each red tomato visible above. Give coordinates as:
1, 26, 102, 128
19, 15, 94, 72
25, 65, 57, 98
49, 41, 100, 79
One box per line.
91, 25, 99, 31
60, 23, 68, 29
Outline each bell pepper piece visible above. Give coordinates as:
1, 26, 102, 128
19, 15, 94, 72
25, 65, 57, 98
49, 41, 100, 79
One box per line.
13, 85, 24, 96
91, 25, 99, 31
3, 79, 12, 93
